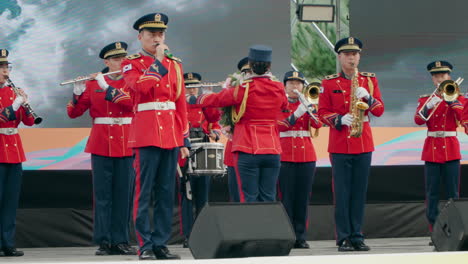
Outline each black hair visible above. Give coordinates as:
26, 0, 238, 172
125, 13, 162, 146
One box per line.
249, 61, 271, 75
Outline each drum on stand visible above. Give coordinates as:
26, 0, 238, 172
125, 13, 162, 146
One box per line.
188, 142, 226, 176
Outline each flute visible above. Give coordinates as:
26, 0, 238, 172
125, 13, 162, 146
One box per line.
60, 71, 121, 86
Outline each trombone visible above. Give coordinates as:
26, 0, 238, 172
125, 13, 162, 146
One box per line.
60, 71, 121, 86
293, 82, 321, 124
418, 77, 463, 121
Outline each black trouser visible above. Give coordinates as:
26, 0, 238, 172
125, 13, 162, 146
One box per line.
278, 161, 316, 241
0, 163, 22, 249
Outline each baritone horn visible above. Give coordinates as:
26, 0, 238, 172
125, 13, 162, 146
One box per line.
418, 77, 463, 121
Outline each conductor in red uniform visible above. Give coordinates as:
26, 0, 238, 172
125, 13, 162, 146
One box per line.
414, 61, 465, 232
120, 13, 189, 260
197, 45, 288, 202
318, 37, 384, 252
67, 42, 136, 256
0, 49, 36, 257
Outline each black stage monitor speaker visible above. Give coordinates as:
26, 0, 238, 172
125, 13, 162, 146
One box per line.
188, 202, 295, 259
432, 199, 468, 251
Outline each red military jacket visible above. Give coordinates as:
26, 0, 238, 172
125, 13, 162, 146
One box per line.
414, 94, 465, 163
121, 50, 189, 149
277, 100, 322, 162
178, 99, 221, 166
463, 99, 468, 132
224, 138, 234, 166
0, 85, 35, 163
67, 76, 133, 157
187, 102, 221, 134
318, 72, 384, 154
197, 76, 288, 155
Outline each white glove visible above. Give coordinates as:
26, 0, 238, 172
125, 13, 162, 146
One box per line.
73, 81, 86, 96
222, 77, 232, 89
426, 96, 442, 109
95, 73, 109, 90
341, 113, 354, 126
12, 96, 25, 111
293, 103, 309, 118
202, 87, 213, 95
355, 87, 370, 100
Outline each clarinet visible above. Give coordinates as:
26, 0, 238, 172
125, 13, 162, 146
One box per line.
5, 77, 43, 124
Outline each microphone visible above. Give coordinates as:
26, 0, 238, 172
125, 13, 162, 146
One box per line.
164, 49, 173, 59
154, 43, 173, 59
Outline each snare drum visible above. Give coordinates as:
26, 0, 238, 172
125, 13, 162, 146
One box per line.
188, 142, 225, 175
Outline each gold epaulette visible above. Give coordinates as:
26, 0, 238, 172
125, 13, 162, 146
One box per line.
360, 72, 376, 77
419, 94, 431, 98
126, 53, 141, 60
168, 56, 182, 63
270, 75, 280, 82
324, 73, 339, 80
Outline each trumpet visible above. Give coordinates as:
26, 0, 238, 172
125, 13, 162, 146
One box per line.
5, 77, 43, 124
60, 71, 121, 86
418, 77, 463, 121
186, 81, 224, 89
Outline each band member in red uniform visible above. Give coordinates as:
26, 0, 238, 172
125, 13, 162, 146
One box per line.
178, 72, 220, 247
121, 13, 189, 260
67, 42, 136, 256
197, 45, 288, 202
220, 57, 251, 202
0, 49, 36, 257
318, 37, 384, 252
414, 61, 465, 233
463, 94, 468, 135
277, 70, 321, 249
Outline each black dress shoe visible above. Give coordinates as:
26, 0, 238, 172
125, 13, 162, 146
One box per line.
351, 240, 370, 251
153, 246, 180, 260
294, 240, 310, 249
182, 239, 189, 248
95, 243, 111, 256
111, 243, 137, 255
429, 241, 434, 246
139, 249, 156, 260
3, 247, 24, 257
338, 239, 354, 252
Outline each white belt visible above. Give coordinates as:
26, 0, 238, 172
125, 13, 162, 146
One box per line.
280, 130, 310, 138
138, 101, 176, 112
94, 117, 132, 125
427, 131, 457, 137
0, 128, 18, 135
362, 116, 369, 122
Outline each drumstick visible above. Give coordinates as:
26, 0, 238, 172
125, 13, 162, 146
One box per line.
177, 165, 192, 200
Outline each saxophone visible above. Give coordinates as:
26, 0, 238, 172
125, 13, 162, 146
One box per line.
349, 66, 369, 137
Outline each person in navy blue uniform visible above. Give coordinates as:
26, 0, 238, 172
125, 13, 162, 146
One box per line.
178, 72, 221, 248
277, 71, 322, 249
